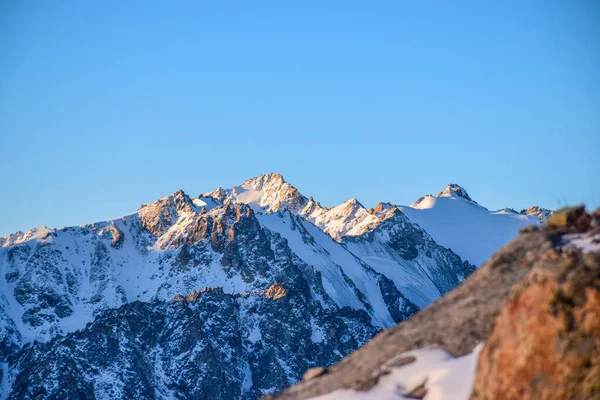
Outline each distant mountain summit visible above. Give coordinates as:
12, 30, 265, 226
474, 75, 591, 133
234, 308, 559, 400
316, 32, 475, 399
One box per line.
437, 183, 477, 203
405, 182, 550, 265
520, 205, 553, 221
201, 173, 395, 242
202, 173, 308, 214
0, 173, 547, 399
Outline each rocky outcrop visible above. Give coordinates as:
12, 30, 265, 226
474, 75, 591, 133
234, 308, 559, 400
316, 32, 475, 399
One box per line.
520, 205, 553, 221
471, 208, 600, 400
202, 173, 308, 214
268, 207, 599, 400
265, 283, 287, 300
438, 183, 477, 204
138, 189, 196, 237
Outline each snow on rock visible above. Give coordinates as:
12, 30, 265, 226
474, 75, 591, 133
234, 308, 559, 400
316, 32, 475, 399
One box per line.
308, 344, 484, 400
258, 211, 397, 327
0, 226, 54, 247
300, 199, 393, 241
202, 173, 307, 214
192, 196, 221, 211
403, 184, 541, 266
567, 232, 600, 253
437, 184, 477, 204
519, 205, 553, 221
202, 174, 404, 242
1, 178, 463, 363
202, 175, 544, 268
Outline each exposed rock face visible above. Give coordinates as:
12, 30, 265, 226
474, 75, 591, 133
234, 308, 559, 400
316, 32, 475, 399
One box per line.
265, 283, 287, 300
520, 205, 553, 221
138, 189, 197, 237
471, 210, 600, 400
437, 183, 477, 204
412, 195, 434, 206
268, 207, 599, 400
7, 287, 378, 400
202, 173, 308, 214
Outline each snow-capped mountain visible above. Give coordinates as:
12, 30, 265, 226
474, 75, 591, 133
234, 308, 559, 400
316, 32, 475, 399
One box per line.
401, 184, 548, 266
201, 174, 388, 241
0, 174, 541, 399
202, 174, 546, 266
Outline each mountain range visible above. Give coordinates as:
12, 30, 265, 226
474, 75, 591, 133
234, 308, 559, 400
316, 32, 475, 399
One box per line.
0, 173, 550, 399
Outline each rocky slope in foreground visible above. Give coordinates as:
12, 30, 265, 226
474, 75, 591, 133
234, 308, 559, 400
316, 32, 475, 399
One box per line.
268, 206, 600, 400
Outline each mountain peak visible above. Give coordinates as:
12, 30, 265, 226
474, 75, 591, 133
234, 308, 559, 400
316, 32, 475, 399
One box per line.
202, 172, 307, 213
203, 186, 227, 202
242, 172, 286, 188
0, 226, 54, 247
342, 198, 363, 208
369, 202, 395, 215
520, 206, 552, 221
412, 194, 434, 207
438, 183, 477, 204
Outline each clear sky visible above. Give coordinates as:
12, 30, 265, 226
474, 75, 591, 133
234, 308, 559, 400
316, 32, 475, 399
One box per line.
1, 1, 599, 236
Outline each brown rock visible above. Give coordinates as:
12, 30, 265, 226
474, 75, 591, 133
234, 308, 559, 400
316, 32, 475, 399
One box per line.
265, 283, 287, 300
185, 291, 199, 303
471, 249, 600, 400
107, 224, 124, 248
372, 203, 386, 214
303, 367, 327, 381
405, 381, 428, 399
170, 294, 185, 303
546, 206, 591, 232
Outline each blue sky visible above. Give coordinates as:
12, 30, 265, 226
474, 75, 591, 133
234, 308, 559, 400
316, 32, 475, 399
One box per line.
1, 1, 598, 236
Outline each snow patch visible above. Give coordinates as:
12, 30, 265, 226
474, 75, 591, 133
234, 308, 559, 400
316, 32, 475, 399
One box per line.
192, 197, 220, 211
402, 197, 539, 266
248, 325, 262, 344
309, 344, 483, 400
311, 322, 325, 343
567, 232, 600, 253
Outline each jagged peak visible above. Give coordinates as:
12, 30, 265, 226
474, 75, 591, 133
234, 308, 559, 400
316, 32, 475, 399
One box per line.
1, 226, 55, 247
341, 198, 364, 208
203, 186, 227, 202
202, 173, 308, 214
520, 206, 553, 221
368, 202, 395, 215
136, 189, 201, 238
329, 198, 369, 219
139, 189, 194, 210
437, 184, 477, 204
241, 172, 286, 188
